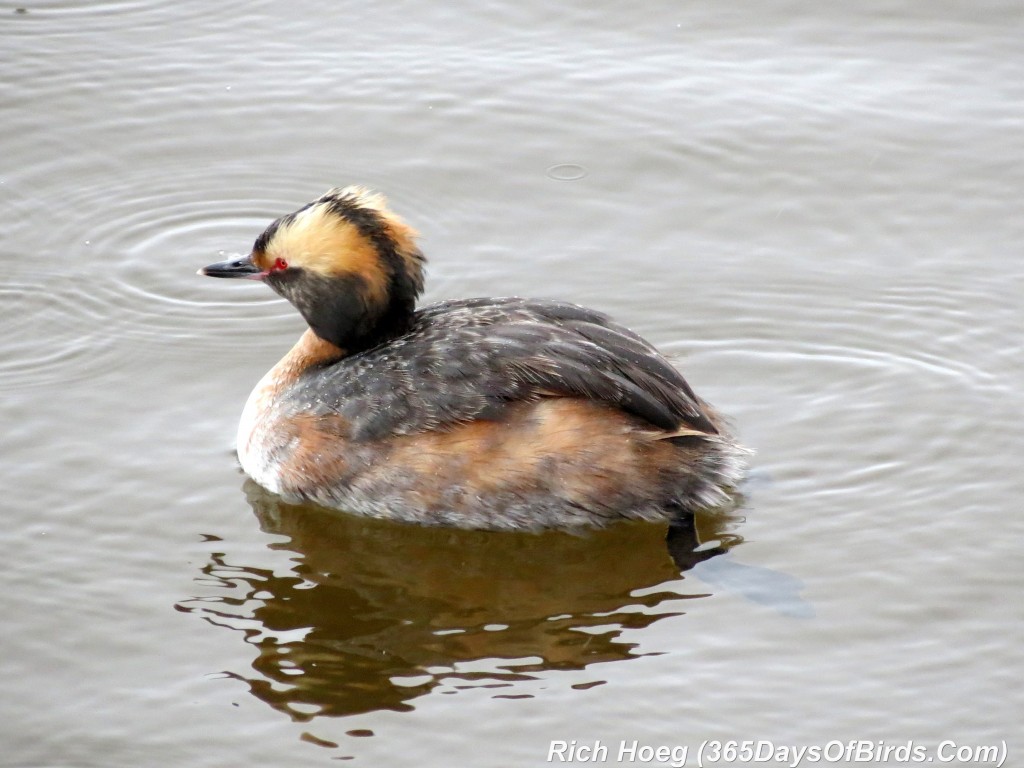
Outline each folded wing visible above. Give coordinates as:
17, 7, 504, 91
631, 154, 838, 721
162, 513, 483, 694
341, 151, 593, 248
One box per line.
295, 298, 719, 440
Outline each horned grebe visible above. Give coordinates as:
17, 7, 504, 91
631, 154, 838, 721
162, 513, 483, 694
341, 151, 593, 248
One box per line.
200, 187, 746, 530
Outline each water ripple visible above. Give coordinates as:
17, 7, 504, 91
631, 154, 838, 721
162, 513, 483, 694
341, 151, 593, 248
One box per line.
0, 277, 118, 391
2, 172, 299, 390
0, 151, 507, 392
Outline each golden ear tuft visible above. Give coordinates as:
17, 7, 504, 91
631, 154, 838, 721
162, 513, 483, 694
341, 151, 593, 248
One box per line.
317, 186, 425, 286
256, 186, 426, 303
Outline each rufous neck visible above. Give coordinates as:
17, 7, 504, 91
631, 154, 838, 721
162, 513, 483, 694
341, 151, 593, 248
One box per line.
278, 328, 347, 377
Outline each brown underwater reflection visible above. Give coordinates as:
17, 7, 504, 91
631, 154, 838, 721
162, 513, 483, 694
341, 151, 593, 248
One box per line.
178, 481, 743, 721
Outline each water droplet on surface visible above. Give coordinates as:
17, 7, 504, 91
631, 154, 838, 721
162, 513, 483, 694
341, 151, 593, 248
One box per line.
546, 163, 588, 181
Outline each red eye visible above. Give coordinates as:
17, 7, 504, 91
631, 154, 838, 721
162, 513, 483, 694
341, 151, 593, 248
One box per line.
273, 258, 288, 271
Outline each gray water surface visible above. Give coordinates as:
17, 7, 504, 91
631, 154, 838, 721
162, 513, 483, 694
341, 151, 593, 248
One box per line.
3, 1, 1022, 766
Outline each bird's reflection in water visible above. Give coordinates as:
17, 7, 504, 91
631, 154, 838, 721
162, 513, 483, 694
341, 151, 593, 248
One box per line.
178, 480, 743, 721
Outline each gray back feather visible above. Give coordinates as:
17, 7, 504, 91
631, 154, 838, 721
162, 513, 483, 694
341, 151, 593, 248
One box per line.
289, 298, 718, 440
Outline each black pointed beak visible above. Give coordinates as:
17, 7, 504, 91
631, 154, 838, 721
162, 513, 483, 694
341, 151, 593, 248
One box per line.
198, 253, 265, 280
